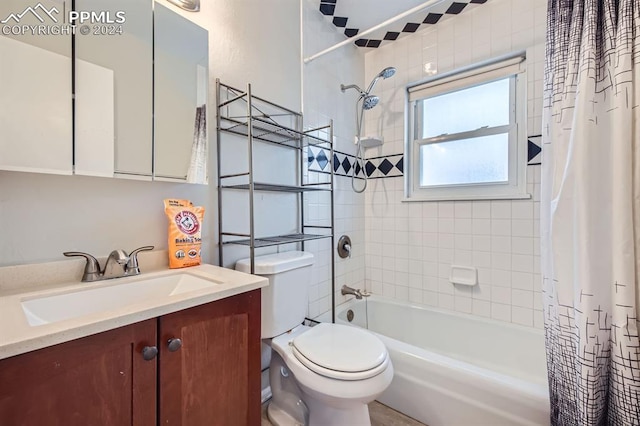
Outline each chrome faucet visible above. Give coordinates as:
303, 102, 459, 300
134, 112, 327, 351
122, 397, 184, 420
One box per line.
102, 249, 130, 279
64, 246, 154, 282
341, 285, 370, 300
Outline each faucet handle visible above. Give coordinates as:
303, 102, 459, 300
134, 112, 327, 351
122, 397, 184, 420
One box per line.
126, 246, 154, 276
63, 251, 101, 282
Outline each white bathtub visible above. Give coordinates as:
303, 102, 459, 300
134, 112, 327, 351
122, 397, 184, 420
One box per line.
333, 296, 550, 426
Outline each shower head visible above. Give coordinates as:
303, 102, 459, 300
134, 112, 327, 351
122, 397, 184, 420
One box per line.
378, 67, 397, 79
362, 95, 379, 110
366, 66, 397, 94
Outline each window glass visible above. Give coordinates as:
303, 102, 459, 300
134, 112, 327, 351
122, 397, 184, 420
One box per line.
421, 78, 511, 139
419, 133, 509, 187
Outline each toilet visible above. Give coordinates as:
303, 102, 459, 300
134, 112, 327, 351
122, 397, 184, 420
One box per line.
236, 251, 393, 426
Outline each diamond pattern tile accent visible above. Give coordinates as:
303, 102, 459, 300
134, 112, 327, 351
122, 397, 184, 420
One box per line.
311, 132, 542, 183
332, 16, 347, 27
384, 31, 400, 40
365, 161, 376, 177
446, 2, 467, 14
402, 22, 420, 32
423, 13, 443, 24
378, 159, 394, 175
528, 135, 542, 165
344, 28, 358, 37
318, 1, 489, 49
395, 157, 403, 173
319, 3, 335, 15
316, 150, 329, 171
341, 156, 352, 174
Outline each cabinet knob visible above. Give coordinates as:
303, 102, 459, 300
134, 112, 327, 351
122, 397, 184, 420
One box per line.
142, 346, 158, 361
167, 338, 183, 352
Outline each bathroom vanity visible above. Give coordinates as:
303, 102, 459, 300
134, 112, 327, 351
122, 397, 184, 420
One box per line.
0, 262, 265, 425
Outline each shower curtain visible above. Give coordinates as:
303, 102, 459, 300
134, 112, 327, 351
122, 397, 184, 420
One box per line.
542, 1, 640, 424
187, 104, 207, 184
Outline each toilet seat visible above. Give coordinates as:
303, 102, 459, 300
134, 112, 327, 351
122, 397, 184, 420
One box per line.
291, 323, 389, 381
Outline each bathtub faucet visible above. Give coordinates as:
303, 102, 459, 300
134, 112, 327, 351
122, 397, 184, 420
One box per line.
341, 285, 370, 300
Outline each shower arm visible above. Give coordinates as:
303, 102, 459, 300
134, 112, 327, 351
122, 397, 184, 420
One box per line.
341, 84, 366, 96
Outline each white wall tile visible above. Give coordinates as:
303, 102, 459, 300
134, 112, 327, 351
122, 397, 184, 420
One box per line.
512, 306, 534, 327
362, 0, 544, 328
491, 303, 511, 322
472, 299, 492, 318
473, 201, 491, 218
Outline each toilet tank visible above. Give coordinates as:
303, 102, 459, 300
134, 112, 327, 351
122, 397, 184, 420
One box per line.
236, 251, 314, 339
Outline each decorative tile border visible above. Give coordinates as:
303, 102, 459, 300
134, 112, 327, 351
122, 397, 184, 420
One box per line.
527, 135, 542, 165
308, 134, 543, 181
365, 154, 403, 179
318, 0, 488, 49
308, 146, 365, 178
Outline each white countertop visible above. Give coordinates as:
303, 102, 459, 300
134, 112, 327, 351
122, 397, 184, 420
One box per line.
0, 263, 267, 360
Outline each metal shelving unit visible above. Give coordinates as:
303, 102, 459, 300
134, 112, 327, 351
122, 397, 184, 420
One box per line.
216, 79, 335, 300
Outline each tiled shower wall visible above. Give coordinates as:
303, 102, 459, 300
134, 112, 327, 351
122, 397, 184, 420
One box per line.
303, 0, 366, 318
362, 0, 547, 328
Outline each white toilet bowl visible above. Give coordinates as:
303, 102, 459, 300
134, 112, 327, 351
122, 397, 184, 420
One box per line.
235, 251, 393, 425
267, 323, 394, 426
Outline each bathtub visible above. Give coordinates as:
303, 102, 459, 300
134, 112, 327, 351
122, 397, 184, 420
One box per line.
333, 296, 549, 426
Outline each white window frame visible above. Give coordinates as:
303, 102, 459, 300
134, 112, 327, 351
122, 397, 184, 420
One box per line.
404, 53, 530, 202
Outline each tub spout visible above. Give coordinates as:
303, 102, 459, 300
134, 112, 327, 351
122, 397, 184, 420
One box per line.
341, 285, 368, 300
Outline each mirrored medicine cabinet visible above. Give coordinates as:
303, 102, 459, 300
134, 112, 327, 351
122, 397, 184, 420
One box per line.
0, 0, 209, 184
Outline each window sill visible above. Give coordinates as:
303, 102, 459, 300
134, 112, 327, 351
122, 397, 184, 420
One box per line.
402, 193, 531, 202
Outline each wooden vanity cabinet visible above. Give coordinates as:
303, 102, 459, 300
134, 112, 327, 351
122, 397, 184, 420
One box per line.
0, 290, 261, 426
0, 318, 157, 426
159, 289, 261, 426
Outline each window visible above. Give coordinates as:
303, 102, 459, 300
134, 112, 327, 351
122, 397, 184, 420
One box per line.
405, 55, 529, 201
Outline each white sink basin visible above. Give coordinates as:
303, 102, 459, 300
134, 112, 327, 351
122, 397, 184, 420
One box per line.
21, 273, 221, 326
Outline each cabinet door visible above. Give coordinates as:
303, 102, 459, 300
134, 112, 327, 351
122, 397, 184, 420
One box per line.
159, 290, 261, 426
0, 319, 157, 426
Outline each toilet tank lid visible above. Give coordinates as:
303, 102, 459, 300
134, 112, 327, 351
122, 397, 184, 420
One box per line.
235, 251, 314, 275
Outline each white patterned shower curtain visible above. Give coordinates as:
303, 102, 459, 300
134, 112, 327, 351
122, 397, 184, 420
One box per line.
542, 0, 640, 424
187, 104, 207, 184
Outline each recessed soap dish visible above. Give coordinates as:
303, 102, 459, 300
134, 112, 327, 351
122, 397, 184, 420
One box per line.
358, 137, 384, 149
449, 265, 477, 286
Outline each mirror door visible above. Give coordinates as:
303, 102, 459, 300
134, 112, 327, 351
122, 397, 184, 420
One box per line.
154, 3, 208, 184
0, 0, 73, 174
75, 0, 153, 178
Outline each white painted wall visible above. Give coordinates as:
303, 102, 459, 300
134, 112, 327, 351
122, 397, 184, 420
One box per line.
363, 0, 547, 328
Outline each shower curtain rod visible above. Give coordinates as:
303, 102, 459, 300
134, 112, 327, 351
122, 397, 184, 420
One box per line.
303, 0, 448, 64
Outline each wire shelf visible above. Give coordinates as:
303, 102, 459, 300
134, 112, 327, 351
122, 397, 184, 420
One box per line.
222, 233, 330, 248
220, 183, 331, 193
219, 116, 331, 149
